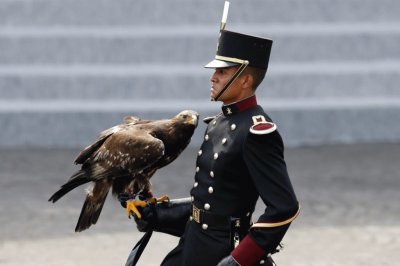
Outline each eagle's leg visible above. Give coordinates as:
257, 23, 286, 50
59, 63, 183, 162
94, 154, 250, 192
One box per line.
141, 185, 169, 204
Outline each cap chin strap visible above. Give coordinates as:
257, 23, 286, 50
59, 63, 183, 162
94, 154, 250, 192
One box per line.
211, 59, 249, 102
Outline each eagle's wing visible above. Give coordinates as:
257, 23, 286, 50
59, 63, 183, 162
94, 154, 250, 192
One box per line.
74, 135, 112, 165
97, 115, 143, 143
74, 129, 165, 232
74, 126, 121, 165
123, 115, 141, 124
75, 116, 142, 165
97, 128, 165, 173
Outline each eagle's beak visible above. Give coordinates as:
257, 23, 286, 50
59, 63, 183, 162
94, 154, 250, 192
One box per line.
190, 114, 199, 127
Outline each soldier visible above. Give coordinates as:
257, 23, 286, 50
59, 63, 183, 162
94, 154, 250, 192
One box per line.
124, 28, 300, 266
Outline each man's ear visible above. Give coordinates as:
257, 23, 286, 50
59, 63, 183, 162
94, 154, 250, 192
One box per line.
242, 73, 254, 90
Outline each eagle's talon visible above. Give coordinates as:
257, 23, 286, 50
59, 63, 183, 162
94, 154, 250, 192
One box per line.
156, 195, 170, 203
126, 200, 147, 219
125, 195, 169, 219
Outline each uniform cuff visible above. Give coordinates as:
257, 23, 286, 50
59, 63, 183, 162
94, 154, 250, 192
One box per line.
231, 235, 265, 266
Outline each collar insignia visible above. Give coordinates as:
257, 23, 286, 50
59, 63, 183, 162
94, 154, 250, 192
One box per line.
221, 95, 257, 116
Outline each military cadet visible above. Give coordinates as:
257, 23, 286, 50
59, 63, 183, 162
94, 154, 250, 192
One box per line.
124, 26, 300, 266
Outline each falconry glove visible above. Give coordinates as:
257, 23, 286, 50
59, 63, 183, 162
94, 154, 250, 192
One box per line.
153, 199, 191, 237
119, 195, 192, 237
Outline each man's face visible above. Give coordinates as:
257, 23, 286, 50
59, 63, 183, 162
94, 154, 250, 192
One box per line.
210, 66, 245, 104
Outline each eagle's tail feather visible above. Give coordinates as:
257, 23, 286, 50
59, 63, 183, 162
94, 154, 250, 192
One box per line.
75, 189, 109, 232
48, 170, 90, 203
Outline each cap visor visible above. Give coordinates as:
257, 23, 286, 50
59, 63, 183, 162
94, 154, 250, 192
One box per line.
204, 59, 239, 68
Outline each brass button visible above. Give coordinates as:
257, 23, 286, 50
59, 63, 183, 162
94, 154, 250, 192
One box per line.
210, 171, 214, 178
204, 203, 210, 210
222, 138, 227, 144
198, 150, 202, 156
205, 134, 209, 141
196, 166, 200, 173
194, 182, 198, 188
208, 187, 214, 194
230, 124, 236, 131
202, 224, 208, 230
213, 153, 219, 160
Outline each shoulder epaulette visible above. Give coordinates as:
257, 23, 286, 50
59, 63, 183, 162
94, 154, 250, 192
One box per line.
203, 113, 222, 124
203, 116, 215, 124
249, 115, 277, 135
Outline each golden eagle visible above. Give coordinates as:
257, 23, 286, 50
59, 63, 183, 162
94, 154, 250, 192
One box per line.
49, 110, 198, 232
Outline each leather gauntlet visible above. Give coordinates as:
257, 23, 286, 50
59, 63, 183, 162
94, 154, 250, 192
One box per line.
122, 197, 191, 237
153, 198, 191, 236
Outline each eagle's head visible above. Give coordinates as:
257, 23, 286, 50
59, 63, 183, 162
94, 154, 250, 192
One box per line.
175, 110, 199, 127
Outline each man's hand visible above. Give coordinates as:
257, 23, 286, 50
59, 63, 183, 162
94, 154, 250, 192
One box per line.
217, 255, 241, 266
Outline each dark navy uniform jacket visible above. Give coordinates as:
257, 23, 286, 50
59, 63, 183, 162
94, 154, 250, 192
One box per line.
162, 95, 299, 266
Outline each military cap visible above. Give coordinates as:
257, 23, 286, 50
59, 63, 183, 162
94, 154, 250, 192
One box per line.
205, 30, 273, 69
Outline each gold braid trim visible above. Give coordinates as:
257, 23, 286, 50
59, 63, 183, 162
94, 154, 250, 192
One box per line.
215, 55, 249, 65
251, 205, 300, 228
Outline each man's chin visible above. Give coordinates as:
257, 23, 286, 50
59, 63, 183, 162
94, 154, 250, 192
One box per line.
210, 94, 221, 102
210, 89, 221, 101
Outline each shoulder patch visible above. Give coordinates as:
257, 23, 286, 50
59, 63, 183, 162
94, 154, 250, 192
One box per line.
249, 115, 277, 135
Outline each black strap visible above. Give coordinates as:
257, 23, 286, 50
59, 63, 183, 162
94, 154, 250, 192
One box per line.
124, 226, 154, 266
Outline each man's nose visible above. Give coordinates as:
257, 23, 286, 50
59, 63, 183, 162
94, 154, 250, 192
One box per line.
210, 71, 217, 83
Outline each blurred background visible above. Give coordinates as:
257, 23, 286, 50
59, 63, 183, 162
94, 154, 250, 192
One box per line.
1, 0, 399, 265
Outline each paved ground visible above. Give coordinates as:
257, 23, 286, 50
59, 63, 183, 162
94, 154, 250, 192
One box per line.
1, 142, 400, 265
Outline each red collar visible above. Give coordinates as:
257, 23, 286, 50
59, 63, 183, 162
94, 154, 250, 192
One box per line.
221, 95, 257, 116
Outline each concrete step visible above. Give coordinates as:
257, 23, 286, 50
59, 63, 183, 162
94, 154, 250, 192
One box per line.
1, 62, 399, 100
0, 0, 398, 26
1, 98, 399, 148
1, 24, 399, 64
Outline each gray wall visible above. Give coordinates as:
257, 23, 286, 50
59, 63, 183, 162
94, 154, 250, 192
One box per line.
1, 0, 400, 148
